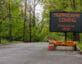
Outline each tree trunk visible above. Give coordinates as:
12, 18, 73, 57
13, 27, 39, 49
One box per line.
29, 5, 32, 42
33, 0, 35, 26
72, 0, 80, 42
80, 0, 82, 12
23, 0, 27, 41
9, 0, 12, 41
0, 22, 2, 43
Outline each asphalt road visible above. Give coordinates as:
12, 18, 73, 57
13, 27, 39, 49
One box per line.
0, 43, 82, 64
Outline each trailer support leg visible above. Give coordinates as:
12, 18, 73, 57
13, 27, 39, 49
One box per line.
65, 32, 67, 44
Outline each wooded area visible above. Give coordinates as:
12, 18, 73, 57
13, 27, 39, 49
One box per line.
0, 0, 82, 43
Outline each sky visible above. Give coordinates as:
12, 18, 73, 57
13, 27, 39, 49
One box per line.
21, 0, 44, 22
35, 4, 43, 22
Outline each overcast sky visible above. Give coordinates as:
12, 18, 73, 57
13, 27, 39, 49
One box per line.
35, 4, 43, 21
22, 0, 44, 21
28, 0, 44, 21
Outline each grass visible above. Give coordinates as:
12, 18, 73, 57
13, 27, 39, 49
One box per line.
0, 39, 24, 45
78, 42, 82, 50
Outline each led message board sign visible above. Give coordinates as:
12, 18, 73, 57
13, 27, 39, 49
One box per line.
50, 12, 82, 32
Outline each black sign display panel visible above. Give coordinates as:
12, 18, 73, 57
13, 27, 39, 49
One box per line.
50, 12, 82, 32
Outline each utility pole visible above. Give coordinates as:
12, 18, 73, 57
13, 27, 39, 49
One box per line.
9, 0, 12, 41
23, 0, 27, 41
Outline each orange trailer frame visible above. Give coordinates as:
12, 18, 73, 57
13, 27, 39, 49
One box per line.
48, 39, 77, 51
48, 32, 77, 51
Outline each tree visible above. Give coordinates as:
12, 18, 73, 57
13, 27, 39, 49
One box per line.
23, 0, 27, 41
72, 0, 80, 42
41, 0, 82, 42
0, 21, 2, 43
9, 0, 13, 41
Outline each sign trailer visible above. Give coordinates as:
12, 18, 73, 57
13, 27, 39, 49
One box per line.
48, 12, 82, 51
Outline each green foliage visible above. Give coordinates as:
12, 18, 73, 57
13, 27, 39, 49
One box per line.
0, 0, 82, 43
1, 39, 23, 45
41, 0, 82, 42
78, 42, 82, 49
79, 34, 82, 49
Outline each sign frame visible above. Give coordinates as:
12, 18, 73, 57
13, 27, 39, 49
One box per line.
50, 12, 82, 33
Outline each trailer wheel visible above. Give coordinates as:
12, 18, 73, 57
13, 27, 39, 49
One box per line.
74, 45, 77, 51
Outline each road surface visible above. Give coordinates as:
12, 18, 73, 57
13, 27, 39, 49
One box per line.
0, 43, 82, 64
